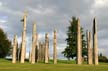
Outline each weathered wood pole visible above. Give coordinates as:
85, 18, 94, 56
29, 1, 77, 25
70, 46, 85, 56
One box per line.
45, 33, 49, 63
42, 42, 45, 61
38, 42, 45, 62
35, 33, 38, 63
29, 50, 31, 62
12, 35, 17, 63
20, 12, 27, 63
87, 31, 93, 64
48, 40, 50, 60
38, 42, 42, 61
17, 42, 22, 61
93, 17, 98, 65
53, 30, 57, 64
76, 18, 82, 64
31, 23, 36, 64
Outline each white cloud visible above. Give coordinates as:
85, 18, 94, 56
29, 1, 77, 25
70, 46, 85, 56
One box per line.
38, 33, 45, 41
28, 6, 55, 16
93, 0, 108, 8
90, 0, 108, 15
0, 19, 7, 23
0, 1, 3, 7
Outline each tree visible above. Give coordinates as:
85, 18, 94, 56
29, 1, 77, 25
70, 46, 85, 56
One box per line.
62, 17, 87, 60
98, 53, 108, 62
0, 28, 12, 58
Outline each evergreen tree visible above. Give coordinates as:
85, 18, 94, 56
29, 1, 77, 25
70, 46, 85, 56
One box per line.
98, 53, 108, 62
0, 28, 12, 58
62, 17, 87, 60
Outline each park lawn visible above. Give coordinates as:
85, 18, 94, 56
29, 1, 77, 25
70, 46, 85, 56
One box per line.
0, 59, 108, 71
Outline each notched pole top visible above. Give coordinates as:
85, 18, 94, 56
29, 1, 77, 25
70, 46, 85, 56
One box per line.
21, 11, 28, 22
24, 11, 28, 17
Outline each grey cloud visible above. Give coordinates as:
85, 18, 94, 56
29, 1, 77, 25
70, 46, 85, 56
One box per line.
0, 0, 108, 59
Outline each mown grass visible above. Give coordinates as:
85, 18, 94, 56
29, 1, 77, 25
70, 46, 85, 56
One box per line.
0, 58, 108, 71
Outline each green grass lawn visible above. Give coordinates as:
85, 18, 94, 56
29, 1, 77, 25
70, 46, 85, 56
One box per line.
0, 59, 108, 71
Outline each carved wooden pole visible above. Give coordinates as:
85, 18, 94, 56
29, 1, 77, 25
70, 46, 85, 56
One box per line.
35, 33, 38, 63
31, 23, 36, 64
12, 35, 17, 63
42, 42, 45, 61
29, 36, 31, 62
76, 18, 82, 64
48, 40, 50, 60
87, 31, 93, 64
18, 42, 22, 61
93, 17, 98, 65
29, 49, 31, 62
39, 42, 45, 62
38, 42, 42, 61
45, 33, 49, 63
53, 30, 57, 64
20, 11, 27, 63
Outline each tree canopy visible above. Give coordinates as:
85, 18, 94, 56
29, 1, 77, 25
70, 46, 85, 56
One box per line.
0, 28, 12, 58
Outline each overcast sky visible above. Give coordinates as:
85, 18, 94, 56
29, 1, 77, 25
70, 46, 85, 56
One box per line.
0, 0, 108, 59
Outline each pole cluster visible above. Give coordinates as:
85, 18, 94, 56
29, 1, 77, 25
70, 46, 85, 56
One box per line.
76, 17, 98, 65
12, 12, 98, 65
12, 11, 57, 64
